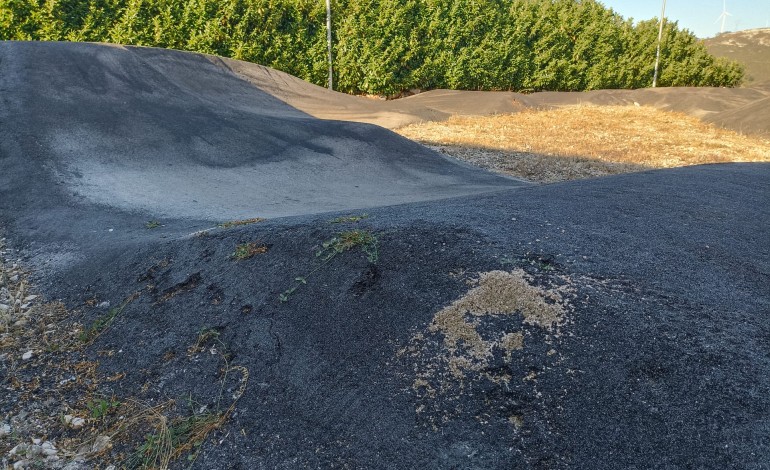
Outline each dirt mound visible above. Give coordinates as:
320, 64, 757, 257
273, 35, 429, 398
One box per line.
1, 42, 769, 469
0, 41, 521, 222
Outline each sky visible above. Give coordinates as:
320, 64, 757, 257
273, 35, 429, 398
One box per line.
599, 1, 770, 38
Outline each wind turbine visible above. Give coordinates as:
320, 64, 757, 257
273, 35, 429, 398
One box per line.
715, 0, 732, 34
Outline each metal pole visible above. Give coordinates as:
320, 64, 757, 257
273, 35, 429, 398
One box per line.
652, 0, 667, 88
325, 0, 333, 90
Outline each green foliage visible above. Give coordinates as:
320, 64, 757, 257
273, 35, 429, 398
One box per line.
280, 230, 379, 302
0, 0, 744, 93
87, 397, 121, 421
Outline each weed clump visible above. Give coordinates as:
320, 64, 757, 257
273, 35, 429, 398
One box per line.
279, 230, 379, 302
231, 242, 268, 261
317, 230, 378, 263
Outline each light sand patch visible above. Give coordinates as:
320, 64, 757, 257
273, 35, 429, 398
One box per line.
406, 269, 569, 381
426, 270, 565, 373
399, 268, 572, 428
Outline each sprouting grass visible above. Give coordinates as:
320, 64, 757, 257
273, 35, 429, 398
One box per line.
280, 230, 379, 302
87, 396, 121, 422
330, 213, 369, 224
217, 218, 265, 229
125, 408, 226, 470
115, 330, 248, 469
145, 221, 162, 229
231, 242, 268, 261
78, 293, 138, 344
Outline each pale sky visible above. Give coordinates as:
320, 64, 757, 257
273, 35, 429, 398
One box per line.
599, 1, 770, 38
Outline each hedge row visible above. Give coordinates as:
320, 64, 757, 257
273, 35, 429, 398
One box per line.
0, 0, 745, 94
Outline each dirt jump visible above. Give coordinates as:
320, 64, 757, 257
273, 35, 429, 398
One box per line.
1, 42, 769, 469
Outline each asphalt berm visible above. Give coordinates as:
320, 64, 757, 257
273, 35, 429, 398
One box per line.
1, 42, 769, 469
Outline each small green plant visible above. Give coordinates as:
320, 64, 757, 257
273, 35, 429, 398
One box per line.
231, 242, 268, 260
145, 221, 161, 229
88, 397, 121, 421
317, 230, 378, 263
280, 230, 379, 302
218, 218, 265, 229
330, 213, 369, 224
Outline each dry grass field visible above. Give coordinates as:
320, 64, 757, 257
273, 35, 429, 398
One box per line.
396, 105, 770, 183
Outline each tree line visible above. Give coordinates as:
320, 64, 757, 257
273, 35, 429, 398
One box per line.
0, 0, 745, 94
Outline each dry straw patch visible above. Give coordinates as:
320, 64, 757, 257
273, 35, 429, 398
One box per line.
397, 105, 770, 182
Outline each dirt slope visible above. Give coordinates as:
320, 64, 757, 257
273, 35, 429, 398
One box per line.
705, 28, 770, 86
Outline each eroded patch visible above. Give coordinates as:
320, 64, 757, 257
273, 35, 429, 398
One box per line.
423, 269, 567, 378
400, 268, 572, 429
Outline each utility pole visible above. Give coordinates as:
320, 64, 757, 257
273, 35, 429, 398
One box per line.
325, 0, 333, 90
652, 0, 667, 88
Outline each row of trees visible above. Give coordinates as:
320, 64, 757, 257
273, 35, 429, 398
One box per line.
0, 0, 745, 94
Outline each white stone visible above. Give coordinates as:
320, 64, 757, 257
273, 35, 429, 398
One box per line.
70, 417, 85, 429
23, 295, 37, 302
0, 423, 11, 436
13, 460, 28, 469
91, 435, 111, 453
31, 438, 41, 445
21, 351, 33, 360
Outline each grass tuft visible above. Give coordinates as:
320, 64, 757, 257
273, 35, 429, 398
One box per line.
78, 293, 138, 344
317, 230, 378, 263
231, 242, 268, 261
280, 230, 379, 302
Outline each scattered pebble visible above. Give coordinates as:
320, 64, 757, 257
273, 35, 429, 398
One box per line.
21, 350, 33, 360
63, 415, 85, 429
97, 301, 110, 309
0, 423, 11, 436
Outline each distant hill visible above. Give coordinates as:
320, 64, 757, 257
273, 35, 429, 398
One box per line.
705, 28, 770, 85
